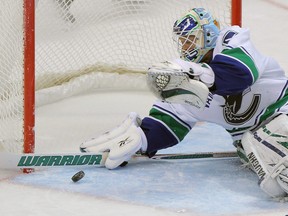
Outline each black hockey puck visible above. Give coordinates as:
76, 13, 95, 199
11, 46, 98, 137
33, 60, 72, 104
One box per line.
71, 170, 85, 182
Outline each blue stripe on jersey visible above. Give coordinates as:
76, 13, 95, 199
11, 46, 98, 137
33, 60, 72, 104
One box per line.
223, 47, 259, 82
209, 50, 256, 96
141, 117, 179, 155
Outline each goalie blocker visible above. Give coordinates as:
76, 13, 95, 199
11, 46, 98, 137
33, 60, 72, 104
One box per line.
80, 112, 148, 169
241, 114, 288, 197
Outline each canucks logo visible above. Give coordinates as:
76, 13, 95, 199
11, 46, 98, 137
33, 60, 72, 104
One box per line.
173, 15, 198, 36
223, 93, 261, 125
222, 30, 238, 46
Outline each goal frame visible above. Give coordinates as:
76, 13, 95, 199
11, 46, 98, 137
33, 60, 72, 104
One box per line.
24, 0, 35, 154
22, 0, 242, 154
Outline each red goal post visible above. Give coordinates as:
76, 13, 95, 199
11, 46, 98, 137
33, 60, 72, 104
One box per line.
24, 0, 35, 155
1, 0, 242, 156
232, 0, 242, 26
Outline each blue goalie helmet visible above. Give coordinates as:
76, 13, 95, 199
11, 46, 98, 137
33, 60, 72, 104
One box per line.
173, 8, 220, 63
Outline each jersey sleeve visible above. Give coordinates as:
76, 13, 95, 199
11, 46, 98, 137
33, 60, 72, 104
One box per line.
209, 26, 260, 96
140, 102, 196, 156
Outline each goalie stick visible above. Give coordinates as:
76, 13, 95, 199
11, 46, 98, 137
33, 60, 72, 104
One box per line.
0, 151, 238, 170
135, 151, 238, 160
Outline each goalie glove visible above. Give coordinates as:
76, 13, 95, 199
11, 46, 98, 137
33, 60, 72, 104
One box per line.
147, 60, 209, 109
172, 58, 215, 88
80, 112, 147, 169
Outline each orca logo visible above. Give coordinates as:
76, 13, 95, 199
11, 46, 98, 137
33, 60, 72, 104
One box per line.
222, 30, 238, 46
174, 16, 198, 35
223, 93, 261, 125
184, 49, 198, 61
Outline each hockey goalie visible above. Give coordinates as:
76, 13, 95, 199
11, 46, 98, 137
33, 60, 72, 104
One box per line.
80, 8, 288, 198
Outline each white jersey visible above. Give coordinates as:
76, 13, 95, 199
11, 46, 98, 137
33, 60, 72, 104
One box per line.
144, 26, 288, 146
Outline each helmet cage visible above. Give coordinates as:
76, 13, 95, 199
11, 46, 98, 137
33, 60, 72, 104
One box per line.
173, 8, 219, 63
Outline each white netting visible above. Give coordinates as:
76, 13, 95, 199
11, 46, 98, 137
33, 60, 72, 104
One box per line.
0, 0, 24, 152
35, 0, 232, 105
0, 0, 234, 152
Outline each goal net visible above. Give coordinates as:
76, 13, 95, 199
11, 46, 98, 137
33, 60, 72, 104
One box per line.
0, 0, 241, 154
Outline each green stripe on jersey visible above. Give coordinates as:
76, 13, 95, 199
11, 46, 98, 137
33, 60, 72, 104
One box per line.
222, 48, 259, 82
260, 87, 288, 122
226, 126, 251, 135
149, 107, 190, 141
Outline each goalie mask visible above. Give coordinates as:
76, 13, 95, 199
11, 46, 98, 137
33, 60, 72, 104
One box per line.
173, 8, 220, 63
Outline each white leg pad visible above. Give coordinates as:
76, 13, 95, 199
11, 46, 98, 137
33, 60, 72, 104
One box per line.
241, 114, 288, 197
